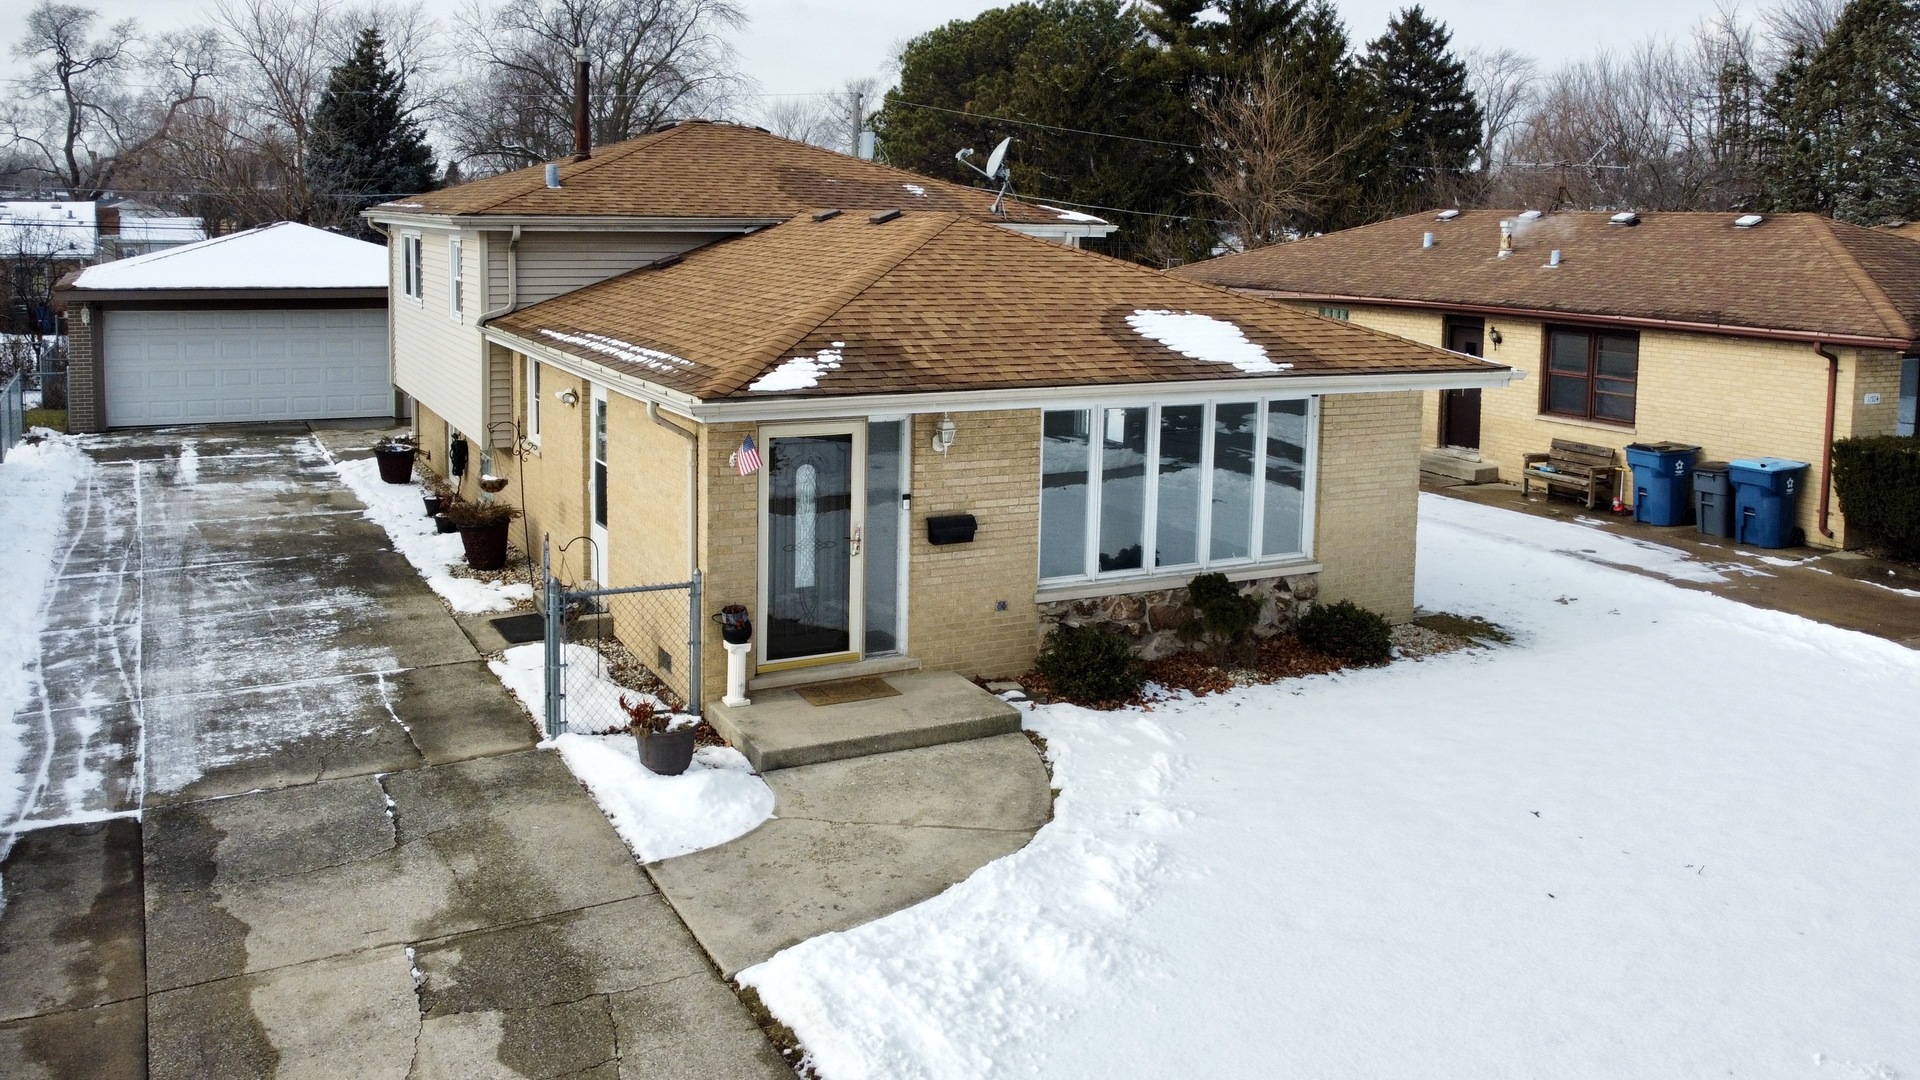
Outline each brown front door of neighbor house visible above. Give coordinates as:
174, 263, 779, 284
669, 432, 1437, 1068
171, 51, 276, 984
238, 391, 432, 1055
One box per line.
1441, 318, 1484, 450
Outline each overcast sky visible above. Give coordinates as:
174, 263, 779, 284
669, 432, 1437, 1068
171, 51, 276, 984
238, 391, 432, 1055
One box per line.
14, 0, 1748, 102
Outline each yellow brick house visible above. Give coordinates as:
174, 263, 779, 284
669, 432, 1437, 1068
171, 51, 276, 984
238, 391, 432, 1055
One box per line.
1173, 210, 1920, 549
369, 128, 1513, 709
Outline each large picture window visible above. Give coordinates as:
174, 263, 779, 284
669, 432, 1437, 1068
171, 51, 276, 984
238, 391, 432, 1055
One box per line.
1545, 327, 1638, 423
1040, 397, 1315, 583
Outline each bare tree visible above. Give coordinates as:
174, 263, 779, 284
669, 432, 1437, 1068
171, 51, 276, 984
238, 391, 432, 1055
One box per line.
3, 4, 217, 199
1465, 46, 1538, 173
759, 77, 878, 154
1759, 0, 1844, 69
1197, 59, 1352, 250
446, 0, 748, 173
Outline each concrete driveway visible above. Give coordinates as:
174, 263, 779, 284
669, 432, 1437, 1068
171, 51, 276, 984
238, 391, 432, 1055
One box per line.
0, 425, 788, 1079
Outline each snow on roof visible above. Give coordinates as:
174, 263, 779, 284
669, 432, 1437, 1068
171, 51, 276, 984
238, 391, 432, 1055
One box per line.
0, 201, 99, 259
1039, 205, 1108, 224
1126, 310, 1290, 374
68, 222, 386, 291
537, 328, 693, 375
749, 342, 846, 392
118, 215, 208, 245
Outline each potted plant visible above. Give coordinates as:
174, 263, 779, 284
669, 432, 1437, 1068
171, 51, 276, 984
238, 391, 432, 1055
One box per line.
713, 604, 752, 644
422, 476, 453, 517
479, 473, 509, 494
440, 500, 520, 570
373, 437, 418, 485
621, 695, 696, 776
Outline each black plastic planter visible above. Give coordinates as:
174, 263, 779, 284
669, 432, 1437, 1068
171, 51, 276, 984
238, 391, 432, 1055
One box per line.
459, 521, 510, 570
639, 726, 697, 775
714, 604, 753, 645
374, 445, 417, 485
423, 495, 445, 517
434, 513, 458, 534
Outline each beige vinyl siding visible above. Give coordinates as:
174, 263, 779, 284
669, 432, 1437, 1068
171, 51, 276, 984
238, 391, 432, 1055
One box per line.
392, 225, 488, 436
512, 231, 733, 305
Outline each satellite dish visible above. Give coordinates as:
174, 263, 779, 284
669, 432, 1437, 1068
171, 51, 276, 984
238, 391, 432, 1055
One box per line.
984, 137, 1011, 181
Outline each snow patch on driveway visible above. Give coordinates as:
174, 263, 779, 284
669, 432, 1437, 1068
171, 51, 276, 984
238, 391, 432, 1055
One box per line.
330, 457, 532, 613
0, 436, 94, 902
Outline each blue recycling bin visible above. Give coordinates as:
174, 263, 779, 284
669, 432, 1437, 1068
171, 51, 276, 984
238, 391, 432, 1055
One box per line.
1624, 442, 1700, 526
1729, 457, 1810, 548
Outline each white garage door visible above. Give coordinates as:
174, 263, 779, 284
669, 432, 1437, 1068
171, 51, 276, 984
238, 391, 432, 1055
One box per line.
104, 307, 391, 427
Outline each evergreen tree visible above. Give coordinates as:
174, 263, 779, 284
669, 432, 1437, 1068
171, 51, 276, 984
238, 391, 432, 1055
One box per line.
306, 28, 436, 235
1360, 6, 1481, 213
1760, 0, 1920, 223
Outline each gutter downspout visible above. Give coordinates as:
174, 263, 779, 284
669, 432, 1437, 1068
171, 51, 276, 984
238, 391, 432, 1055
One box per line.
478, 224, 520, 322
1816, 342, 1839, 541
649, 402, 700, 580
364, 219, 406, 430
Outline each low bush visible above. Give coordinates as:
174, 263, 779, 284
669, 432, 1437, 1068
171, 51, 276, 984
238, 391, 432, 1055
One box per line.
1297, 599, 1393, 665
441, 499, 520, 528
1831, 436, 1920, 560
1035, 623, 1144, 704
1179, 572, 1262, 665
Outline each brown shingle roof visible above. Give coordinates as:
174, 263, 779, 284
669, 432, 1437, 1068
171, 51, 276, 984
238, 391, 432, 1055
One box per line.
372, 121, 1090, 228
1170, 210, 1920, 347
489, 211, 1504, 402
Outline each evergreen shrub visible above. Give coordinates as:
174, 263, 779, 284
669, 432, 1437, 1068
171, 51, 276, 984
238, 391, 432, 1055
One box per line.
1297, 600, 1393, 665
1036, 623, 1144, 703
1831, 436, 1920, 559
1180, 572, 1262, 664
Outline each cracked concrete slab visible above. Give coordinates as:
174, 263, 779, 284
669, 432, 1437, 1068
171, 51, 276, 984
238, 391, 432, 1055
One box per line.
611, 973, 793, 1079
0, 997, 147, 1080
766, 732, 1052, 831
0, 819, 145, 1022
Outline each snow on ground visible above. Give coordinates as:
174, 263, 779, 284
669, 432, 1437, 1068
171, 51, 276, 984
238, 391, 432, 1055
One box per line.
1438, 497, 1769, 585
330, 457, 532, 613
0, 435, 93, 902
742, 492, 1920, 1079
1125, 309, 1288, 374
489, 643, 774, 862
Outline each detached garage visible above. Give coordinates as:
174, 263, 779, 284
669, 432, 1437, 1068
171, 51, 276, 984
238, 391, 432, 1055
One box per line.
59, 222, 394, 431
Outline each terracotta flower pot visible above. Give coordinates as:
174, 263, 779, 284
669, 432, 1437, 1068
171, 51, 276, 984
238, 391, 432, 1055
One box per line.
639, 726, 697, 776
458, 521, 510, 570
374, 445, 417, 484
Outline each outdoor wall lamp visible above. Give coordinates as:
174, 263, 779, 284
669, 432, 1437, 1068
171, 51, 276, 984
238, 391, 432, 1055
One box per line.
1489, 327, 1503, 346
556, 388, 580, 406
931, 413, 957, 455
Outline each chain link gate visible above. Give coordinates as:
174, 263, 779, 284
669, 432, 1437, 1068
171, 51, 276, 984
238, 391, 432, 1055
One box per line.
541, 563, 702, 741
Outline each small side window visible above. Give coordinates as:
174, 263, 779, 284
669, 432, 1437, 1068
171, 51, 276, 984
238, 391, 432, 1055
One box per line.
524, 355, 541, 442
448, 238, 463, 318
401, 235, 424, 301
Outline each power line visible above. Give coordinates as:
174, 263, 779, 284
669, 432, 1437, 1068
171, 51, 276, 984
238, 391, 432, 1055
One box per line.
890, 100, 1205, 150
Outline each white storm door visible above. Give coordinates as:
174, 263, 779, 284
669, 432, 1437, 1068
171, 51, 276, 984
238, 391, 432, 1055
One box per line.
589, 384, 610, 584
758, 422, 866, 670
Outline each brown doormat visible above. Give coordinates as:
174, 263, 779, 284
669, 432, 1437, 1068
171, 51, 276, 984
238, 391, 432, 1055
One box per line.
794, 676, 903, 706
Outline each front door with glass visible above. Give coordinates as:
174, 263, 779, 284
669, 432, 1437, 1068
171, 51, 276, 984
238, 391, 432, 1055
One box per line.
759, 424, 866, 669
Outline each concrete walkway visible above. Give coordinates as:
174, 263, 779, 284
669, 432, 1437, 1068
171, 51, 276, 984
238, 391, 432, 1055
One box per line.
1430, 479, 1920, 648
1, 426, 787, 1079
651, 733, 1052, 977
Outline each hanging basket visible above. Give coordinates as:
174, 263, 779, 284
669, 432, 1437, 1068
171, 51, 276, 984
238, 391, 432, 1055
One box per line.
479, 474, 509, 494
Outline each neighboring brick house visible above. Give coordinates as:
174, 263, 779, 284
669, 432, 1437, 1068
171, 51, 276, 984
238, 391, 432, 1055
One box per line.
389, 204, 1508, 709
1171, 210, 1920, 549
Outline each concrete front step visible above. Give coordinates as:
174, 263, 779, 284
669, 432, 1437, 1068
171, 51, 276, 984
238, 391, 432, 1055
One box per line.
1421, 449, 1502, 484
706, 670, 1021, 772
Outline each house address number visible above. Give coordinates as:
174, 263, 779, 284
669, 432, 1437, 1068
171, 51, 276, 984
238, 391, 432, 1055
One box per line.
1864, 392, 1882, 405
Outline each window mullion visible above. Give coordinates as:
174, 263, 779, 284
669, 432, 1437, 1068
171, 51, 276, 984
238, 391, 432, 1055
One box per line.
1197, 400, 1215, 566
1143, 405, 1161, 571
1250, 398, 1268, 559
1085, 408, 1103, 580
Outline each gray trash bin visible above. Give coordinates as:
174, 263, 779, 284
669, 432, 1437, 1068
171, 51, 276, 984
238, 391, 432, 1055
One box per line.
1693, 461, 1732, 537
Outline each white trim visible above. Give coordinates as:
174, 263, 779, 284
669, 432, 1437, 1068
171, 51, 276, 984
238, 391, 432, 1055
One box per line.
589, 384, 609, 584
756, 420, 868, 670
1038, 396, 1318, 588
524, 353, 542, 445
367, 211, 782, 233
1035, 560, 1323, 604
448, 236, 464, 319
401, 232, 424, 302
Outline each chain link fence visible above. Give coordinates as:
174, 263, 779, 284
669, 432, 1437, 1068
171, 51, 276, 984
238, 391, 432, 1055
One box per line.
1, 373, 22, 462
541, 570, 703, 741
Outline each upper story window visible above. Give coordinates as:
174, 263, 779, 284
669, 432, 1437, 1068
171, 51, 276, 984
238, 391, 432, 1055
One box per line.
1317, 306, 1350, 321
1545, 326, 1638, 424
448, 238, 463, 318
1040, 397, 1314, 584
401, 234, 423, 301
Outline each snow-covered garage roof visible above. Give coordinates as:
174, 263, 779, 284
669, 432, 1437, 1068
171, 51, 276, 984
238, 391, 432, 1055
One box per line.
1, 200, 99, 259
66, 221, 386, 292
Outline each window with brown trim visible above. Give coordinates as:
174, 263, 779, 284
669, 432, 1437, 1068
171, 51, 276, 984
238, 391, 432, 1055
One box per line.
1544, 326, 1638, 423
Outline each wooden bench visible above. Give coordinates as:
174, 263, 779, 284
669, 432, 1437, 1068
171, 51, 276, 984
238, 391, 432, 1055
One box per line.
1521, 438, 1617, 509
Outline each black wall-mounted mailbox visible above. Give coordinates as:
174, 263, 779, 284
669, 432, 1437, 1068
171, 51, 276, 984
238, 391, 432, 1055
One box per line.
926, 514, 978, 545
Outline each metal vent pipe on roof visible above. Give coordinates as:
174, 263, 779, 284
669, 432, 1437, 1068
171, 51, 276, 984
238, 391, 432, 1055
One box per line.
1423, 231, 1435, 249
545, 163, 560, 189
1548, 249, 1562, 267
572, 45, 591, 161
1498, 219, 1513, 257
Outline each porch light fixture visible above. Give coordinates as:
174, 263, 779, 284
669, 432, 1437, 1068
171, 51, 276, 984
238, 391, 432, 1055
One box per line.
557, 388, 579, 406
1489, 327, 1503, 345
932, 413, 957, 455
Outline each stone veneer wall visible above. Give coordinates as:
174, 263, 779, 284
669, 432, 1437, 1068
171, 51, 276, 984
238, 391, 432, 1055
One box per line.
1035, 571, 1321, 659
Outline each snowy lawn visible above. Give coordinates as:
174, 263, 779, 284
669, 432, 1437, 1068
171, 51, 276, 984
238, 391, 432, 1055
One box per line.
490, 643, 774, 862
329, 456, 533, 613
742, 492, 1920, 1079
0, 435, 94, 890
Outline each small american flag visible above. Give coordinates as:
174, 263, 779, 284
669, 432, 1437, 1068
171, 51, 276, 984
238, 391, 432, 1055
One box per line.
736, 434, 762, 476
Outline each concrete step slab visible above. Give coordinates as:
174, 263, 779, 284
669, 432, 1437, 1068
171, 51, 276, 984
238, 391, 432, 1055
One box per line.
705, 669, 1021, 772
